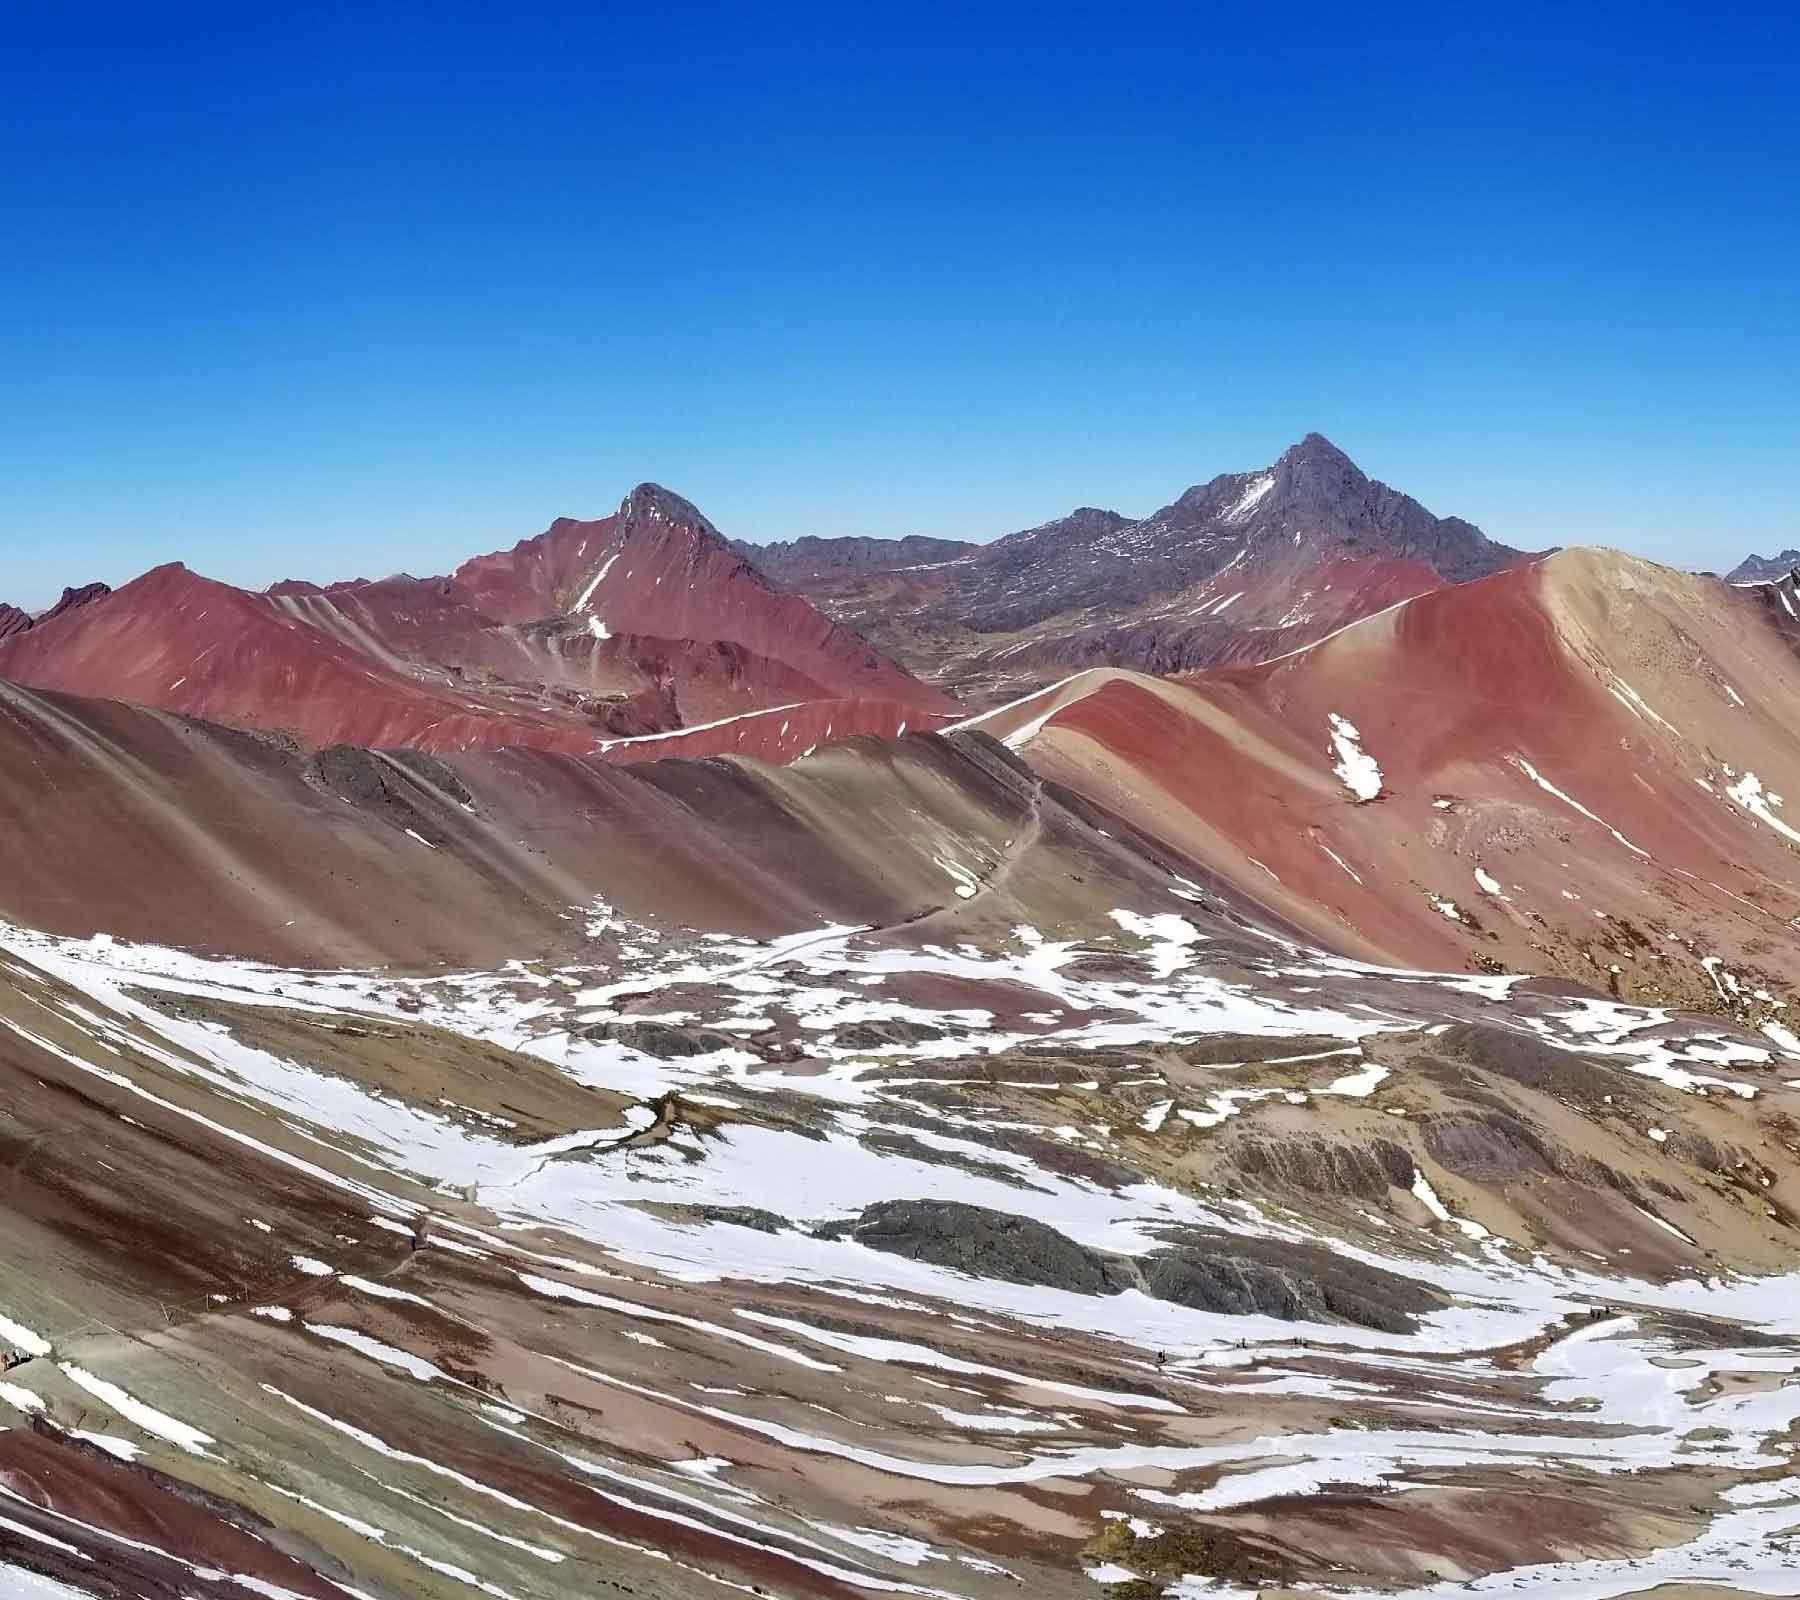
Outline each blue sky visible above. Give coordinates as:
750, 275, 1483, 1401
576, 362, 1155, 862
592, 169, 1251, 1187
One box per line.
4, 2, 1796, 606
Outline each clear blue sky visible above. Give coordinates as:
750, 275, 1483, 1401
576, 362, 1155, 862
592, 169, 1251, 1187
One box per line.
4, 2, 1796, 606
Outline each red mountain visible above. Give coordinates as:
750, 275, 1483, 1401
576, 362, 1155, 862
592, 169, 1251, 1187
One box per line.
964, 547, 1800, 1015
0, 485, 953, 756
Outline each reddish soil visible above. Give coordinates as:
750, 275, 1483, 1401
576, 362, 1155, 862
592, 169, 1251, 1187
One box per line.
0, 484, 951, 760
1021, 551, 1800, 990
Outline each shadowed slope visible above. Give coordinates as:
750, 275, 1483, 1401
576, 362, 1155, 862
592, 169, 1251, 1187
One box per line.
0, 676, 1200, 966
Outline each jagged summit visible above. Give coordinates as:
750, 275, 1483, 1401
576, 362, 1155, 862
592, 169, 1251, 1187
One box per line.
745, 436, 1527, 702
0, 581, 114, 641
1729, 548, 1800, 583
616, 481, 722, 539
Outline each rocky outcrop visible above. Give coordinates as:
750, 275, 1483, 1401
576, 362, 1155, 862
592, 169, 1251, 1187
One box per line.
1229, 1135, 1417, 1201
0, 583, 111, 642
837, 1200, 1439, 1331
843, 1200, 1122, 1291
1139, 1231, 1438, 1334
305, 745, 474, 839
581, 1019, 749, 1059
1431, 1024, 1611, 1103
40, 582, 112, 625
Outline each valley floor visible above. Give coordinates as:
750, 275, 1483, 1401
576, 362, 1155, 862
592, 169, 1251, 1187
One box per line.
1, 890, 1796, 1599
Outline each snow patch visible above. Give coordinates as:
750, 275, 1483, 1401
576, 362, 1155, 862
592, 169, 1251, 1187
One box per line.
1724, 769, 1800, 845
1327, 714, 1383, 802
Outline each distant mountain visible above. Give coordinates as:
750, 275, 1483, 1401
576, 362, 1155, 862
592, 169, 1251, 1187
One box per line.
755, 433, 1528, 704
0, 486, 951, 757
733, 533, 978, 581
1728, 549, 1800, 583
0, 582, 111, 640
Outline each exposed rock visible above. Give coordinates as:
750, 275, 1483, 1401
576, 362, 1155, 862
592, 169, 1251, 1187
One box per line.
858, 1132, 1028, 1186
39, 582, 112, 625
1089, 1515, 1293, 1588
750, 434, 1525, 698
0, 583, 112, 640
1229, 1135, 1417, 1200
1422, 1111, 1558, 1182
1432, 1024, 1611, 1101
734, 534, 978, 580
1727, 549, 1800, 583
307, 744, 470, 815
1135, 1230, 1439, 1334
845, 1199, 1122, 1292
842, 1200, 1437, 1330
665, 1203, 792, 1234
581, 1019, 748, 1058
833, 1018, 947, 1049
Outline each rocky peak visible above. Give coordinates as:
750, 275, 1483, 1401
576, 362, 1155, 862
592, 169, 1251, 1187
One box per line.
0, 582, 113, 642
991, 505, 1130, 555
1728, 549, 1800, 583
1272, 431, 1366, 503
617, 482, 723, 543
1057, 507, 1131, 537
41, 581, 113, 625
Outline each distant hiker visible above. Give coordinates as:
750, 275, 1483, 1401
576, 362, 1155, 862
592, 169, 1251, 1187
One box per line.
410, 1217, 430, 1252
3, 1349, 29, 1372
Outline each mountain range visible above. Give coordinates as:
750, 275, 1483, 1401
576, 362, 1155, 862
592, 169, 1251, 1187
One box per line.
3, 437, 1800, 1600
734, 432, 1528, 701
1729, 548, 1800, 583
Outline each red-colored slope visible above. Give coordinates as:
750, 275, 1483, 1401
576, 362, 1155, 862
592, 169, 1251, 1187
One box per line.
1010, 551, 1800, 999
0, 484, 952, 759
446, 484, 957, 711
593, 697, 953, 765
0, 676, 1146, 966
0, 563, 600, 752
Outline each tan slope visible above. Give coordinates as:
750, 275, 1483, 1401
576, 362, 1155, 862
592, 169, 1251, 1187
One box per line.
0, 676, 1206, 967
1008, 549, 1800, 1017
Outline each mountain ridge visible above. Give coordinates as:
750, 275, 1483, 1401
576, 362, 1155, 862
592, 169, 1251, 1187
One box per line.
750, 433, 1529, 703
0, 484, 952, 757
1729, 548, 1800, 582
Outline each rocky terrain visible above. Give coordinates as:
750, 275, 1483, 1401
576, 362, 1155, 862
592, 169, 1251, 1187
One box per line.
1729, 550, 1800, 583
739, 436, 1528, 705
1, 474, 1798, 1600
0, 583, 111, 640
734, 533, 980, 580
